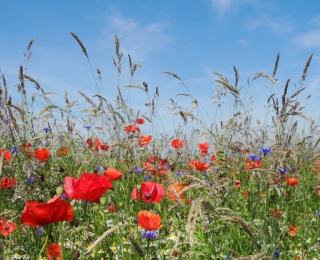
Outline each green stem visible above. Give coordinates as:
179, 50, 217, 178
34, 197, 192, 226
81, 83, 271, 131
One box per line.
38, 233, 48, 259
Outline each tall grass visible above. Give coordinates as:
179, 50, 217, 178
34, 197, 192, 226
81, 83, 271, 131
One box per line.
0, 34, 319, 260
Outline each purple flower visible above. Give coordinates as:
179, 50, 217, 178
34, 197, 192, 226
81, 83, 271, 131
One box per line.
260, 148, 271, 156
141, 230, 157, 239
176, 172, 185, 177
38, 226, 44, 236
24, 177, 36, 185
96, 165, 105, 172
84, 125, 92, 130
144, 175, 152, 180
272, 249, 281, 259
43, 127, 50, 133
10, 147, 19, 154
134, 166, 143, 174
277, 167, 288, 175
316, 212, 320, 217
61, 193, 67, 200
248, 154, 260, 161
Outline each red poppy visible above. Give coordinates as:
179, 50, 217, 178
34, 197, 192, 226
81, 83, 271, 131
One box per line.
139, 135, 152, 147
167, 182, 189, 201
46, 243, 62, 260
0, 177, 16, 189
56, 147, 69, 157
104, 168, 122, 181
20, 195, 73, 227
64, 173, 113, 203
245, 160, 262, 170
137, 210, 163, 230
142, 162, 168, 177
21, 143, 33, 158
243, 190, 249, 198
34, 148, 50, 162
286, 178, 299, 186
188, 160, 210, 171
0, 217, 17, 236
132, 182, 165, 203
0, 149, 12, 162
235, 180, 241, 189
270, 208, 283, 218
136, 118, 145, 125
171, 139, 184, 149
108, 205, 116, 212
124, 124, 140, 133
198, 143, 209, 157
288, 225, 299, 237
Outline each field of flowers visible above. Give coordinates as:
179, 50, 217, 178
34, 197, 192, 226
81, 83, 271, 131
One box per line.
1, 35, 320, 259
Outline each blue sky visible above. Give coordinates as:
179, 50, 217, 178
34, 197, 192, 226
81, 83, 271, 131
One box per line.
1, 0, 320, 137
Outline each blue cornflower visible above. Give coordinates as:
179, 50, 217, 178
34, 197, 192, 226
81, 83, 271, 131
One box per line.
202, 179, 212, 186
133, 218, 138, 224
304, 155, 312, 159
216, 168, 221, 172
61, 193, 67, 200
141, 230, 157, 239
178, 160, 185, 164
277, 167, 288, 175
134, 166, 143, 174
96, 165, 105, 172
144, 175, 152, 180
24, 177, 36, 185
176, 172, 185, 177
316, 212, 320, 217
10, 147, 19, 154
3, 119, 10, 124
260, 148, 271, 156
38, 226, 44, 236
42, 127, 50, 133
248, 154, 260, 161
84, 125, 92, 130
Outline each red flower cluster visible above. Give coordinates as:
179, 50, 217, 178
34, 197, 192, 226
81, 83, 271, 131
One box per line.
0, 177, 16, 189
286, 177, 299, 186
86, 138, 110, 151
245, 160, 262, 170
0, 149, 11, 162
188, 160, 210, 171
136, 118, 145, 125
34, 148, 51, 162
104, 167, 122, 181
0, 217, 17, 236
20, 195, 73, 227
198, 142, 209, 157
139, 135, 152, 147
171, 139, 184, 149
131, 182, 165, 203
64, 173, 113, 203
124, 124, 140, 133
46, 243, 62, 260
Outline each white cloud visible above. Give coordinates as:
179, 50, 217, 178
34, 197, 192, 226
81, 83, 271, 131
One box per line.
210, 0, 254, 15
99, 14, 175, 62
245, 15, 293, 33
292, 30, 320, 49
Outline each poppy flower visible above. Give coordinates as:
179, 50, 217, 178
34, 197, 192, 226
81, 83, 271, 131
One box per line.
243, 190, 249, 198
288, 225, 299, 237
108, 205, 116, 212
235, 180, 241, 189
188, 160, 210, 171
136, 118, 145, 125
20, 195, 73, 227
270, 208, 283, 218
137, 210, 162, 230
286, 178, 299, 186
142, 162, 168, 177
34, 148, 50, 162
198, 143, 209, 157
171, 139, 184, 149
0, 149, 12, 162
64, 173, 113, 203
104, 168, 122, 181
0, 177, 16, 189
21, 143, 33, 158
139, 135, 152, 147
46, 243, 62, 260
245, 160, 262, 170
167, 182, 189, 201
124, 124, 140, 133
0, 217, 17, 236
56, 147, 69, 157
132, 182, 165, 203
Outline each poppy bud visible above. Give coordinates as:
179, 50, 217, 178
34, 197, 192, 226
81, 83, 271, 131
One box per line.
118, 202, 123, 208
100, 197, 107, 205
137, 184, 141, 190
56, 187, 64, 195
93, 205, 100, 211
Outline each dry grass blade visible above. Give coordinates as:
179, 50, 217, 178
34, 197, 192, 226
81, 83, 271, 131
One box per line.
234, 252, 270, 260
253, 72, 278, 85
38, 105, 59, 116
24, 75, 41, 91
267, 94, 275, 103
215, 80, 239, 95
78, 91, 96, 107
143, 82, 148, 93
115, 34, 120, 55
70, 32, 88, 58
302, 53, 313, 81
163, 71, 183, 82
290, 87, 306, 99
128, 235, 145, 257
220, 216, 256, 240
233, 65, 239, 88
85, 224, 128, 255
176, 93, 190, 97
10, 104, 25, 116
92, 94, 107, 102
272, 52, 280, 78
123, 84, 146, 92
27, 39, 35, 51
186, 197, 203, 247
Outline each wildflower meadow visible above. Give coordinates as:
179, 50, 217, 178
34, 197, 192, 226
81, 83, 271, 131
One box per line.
1, 34, 320, 259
